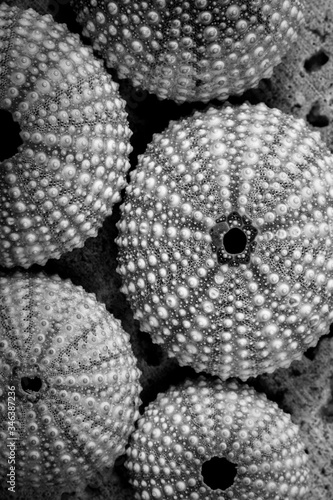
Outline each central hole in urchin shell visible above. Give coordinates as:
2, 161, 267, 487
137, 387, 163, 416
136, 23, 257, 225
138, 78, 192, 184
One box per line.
202, 456, 238, 490
0, 109, 23, 162
223, 227, 247, 254
21, 376, 42, 392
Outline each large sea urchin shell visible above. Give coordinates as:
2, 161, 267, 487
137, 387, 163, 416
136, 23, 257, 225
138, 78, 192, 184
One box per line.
0, 4, 132, 268
71, 0, 304, 103
125, 377, 309, 500
117, 102, 333, 380
0, 272, 141, 496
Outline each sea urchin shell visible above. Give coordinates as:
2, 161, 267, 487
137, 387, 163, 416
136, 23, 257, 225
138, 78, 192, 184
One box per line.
0, 4, 132, 268
71, 0, 304, 103
0, 272, 141, 495
116, 102, 333, 380
125, 377, 309, 499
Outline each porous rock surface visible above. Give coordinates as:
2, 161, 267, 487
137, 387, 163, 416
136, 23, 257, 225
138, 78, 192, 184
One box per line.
0, 0, 333, 499
249, 331, 333, 500
255, 0, 333, 150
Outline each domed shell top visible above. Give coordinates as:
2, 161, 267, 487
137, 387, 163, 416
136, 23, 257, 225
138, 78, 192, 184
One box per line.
71, 0, 304, 103
125, 377, 309, 500
116, 102, 333, 380
0, 4, 132, 268
0, 272, 141, 495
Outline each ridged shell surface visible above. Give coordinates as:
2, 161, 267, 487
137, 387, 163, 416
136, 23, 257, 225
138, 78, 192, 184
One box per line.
71, 0, 304, 103
0, 4, 132, 268
117, 102, 333, 380
125, 377, 309, 500
0, 272, 141, 495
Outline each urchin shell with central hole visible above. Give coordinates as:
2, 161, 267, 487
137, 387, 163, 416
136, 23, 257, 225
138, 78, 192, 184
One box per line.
0, 272, 141, 497
116, 102, 333, 381
0, 4, 132, 268
125, 377, 309, 500
70, 0, 304, 103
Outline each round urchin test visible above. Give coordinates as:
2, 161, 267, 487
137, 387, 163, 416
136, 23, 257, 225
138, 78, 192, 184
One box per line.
0, 4, 132, 268
70, 0, 304, 103
125, 377, 309, 500
0, 272, 141, 497
116, 102, 333, 381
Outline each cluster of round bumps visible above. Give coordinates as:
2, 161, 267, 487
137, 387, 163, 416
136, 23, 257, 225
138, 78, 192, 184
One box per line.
4, 0, 51, 15
126, 377, 309, 499
71, 0, 304, 103
0, 4, 132, 268
0, 272, 141, 495
117, 102, 333, 380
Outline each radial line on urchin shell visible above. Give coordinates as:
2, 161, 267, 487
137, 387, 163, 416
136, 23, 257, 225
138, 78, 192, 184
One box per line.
0, 4, 132, 268
125, 377, 309, 500
116, 101, 333, 381
70, 0, 305, 103
0, 272, 141, 498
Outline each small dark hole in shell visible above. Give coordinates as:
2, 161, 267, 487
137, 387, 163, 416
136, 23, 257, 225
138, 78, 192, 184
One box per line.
202, 456, 237, 490
0, 109, 23, 162
21, 376, 42, 392
223, 227, 247, 254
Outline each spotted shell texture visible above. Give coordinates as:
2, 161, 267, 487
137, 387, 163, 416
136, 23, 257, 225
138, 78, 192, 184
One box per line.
116, 102, 333, 381
0, 272, 141, 494
4, 0, 51, 15
125, 377, 309, 500
0, 4, 132, 268
70, 0, 304, 103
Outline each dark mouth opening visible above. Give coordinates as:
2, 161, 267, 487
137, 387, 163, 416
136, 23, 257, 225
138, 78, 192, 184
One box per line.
0, 109, 23, 162
21, 376, 43, 393
201, 456, 238, 490
210, 211, 258, 266
223, 227, 247, 254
